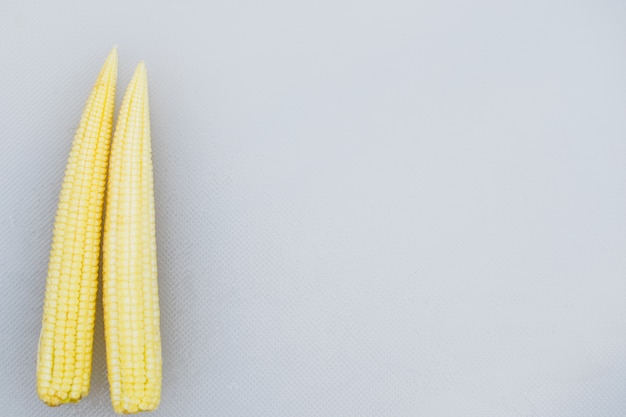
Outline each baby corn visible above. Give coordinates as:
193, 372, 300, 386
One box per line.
37, 49, 118, 406
102, 62, 162, 414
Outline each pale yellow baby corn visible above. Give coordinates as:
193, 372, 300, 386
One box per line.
37, 49, 118, 406
103, 62, 162, 414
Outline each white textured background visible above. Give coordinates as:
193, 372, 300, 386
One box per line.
1, 0, 626, 416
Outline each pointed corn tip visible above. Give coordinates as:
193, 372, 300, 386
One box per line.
105, 47, 118, 65
99, 48, 118, 80
128, 61, 148, 89
135, 60, 147, 76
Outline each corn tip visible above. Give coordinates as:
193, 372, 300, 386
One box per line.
105, 47, 118, 67
134, 61, 147, 79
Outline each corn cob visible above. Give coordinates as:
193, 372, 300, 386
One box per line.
103, 62, 162, 414
37, 48, 118, 406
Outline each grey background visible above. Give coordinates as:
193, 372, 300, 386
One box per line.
1, 0, 626, 416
